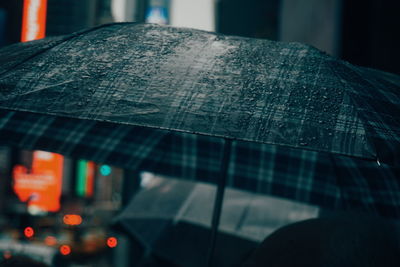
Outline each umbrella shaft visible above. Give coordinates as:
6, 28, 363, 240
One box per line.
207, 138, 233, 267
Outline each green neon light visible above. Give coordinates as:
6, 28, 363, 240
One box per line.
76, 160, 87, 197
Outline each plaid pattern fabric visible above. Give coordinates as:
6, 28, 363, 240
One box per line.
0, 23, 399, 166
1, 110, 399, 218
0, 110, 166, 170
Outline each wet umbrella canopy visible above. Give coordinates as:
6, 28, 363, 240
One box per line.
0, 23, 399, 218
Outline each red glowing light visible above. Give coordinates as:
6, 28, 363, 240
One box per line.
24, 227, 34, 238
63, 214, 82, 225
107, 237, 118, 248
3, 251, 12, 259
60, 245, 71, 256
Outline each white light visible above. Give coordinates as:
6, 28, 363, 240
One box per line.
140, 172, 157, 188
35, 151, 53, 160
25, 0, 41, 41
28, 205, 47, 216
170, 0, 215, 31
111, 0, 126, 22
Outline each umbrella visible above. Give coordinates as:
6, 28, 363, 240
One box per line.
114, 175, 318, 266
0, 22, 399, 264
242, 214, 400, 267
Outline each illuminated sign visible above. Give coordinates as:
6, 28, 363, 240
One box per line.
76, 160, 95, 197
21, 0, 47, 42
13, 151, 64, 212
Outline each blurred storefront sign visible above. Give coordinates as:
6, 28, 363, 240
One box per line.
12, 151, 64, 213
21, 0, 47, 42
76, 160, 95, 198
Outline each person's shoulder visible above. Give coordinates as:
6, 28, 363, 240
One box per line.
241, 212, 400, 267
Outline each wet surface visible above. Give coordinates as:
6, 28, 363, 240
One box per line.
0, 23, 399, 164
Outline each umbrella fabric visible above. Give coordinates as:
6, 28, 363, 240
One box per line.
115, 177, 318, 267
116, 177, 318, 244
0, 110, 399, 218
242, 215, 400, 267
0, 23, 399, 217
0, 23, 399, 164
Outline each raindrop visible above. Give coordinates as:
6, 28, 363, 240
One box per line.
318, 120, 324, 124
300, 142, 308, 146
328, 132, 333, 136
377, 158, 381, 166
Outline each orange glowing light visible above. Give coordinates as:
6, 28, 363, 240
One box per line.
60, 245, 71, 256
63, 214, 82, 226
21, 0, 47, 42
13, 151, 64, 213
107, 237, 118, 248
44, 236, 57, 246
24, 227, 34, 238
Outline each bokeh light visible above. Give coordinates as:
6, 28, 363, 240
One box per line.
63, 214, 82, 225
60, 245, 71, 256
107, 237, 118, 248
24, 227, 34, 238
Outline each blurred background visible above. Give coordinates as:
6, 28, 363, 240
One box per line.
1, 0, 399, 73
0, 0, 398, 266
